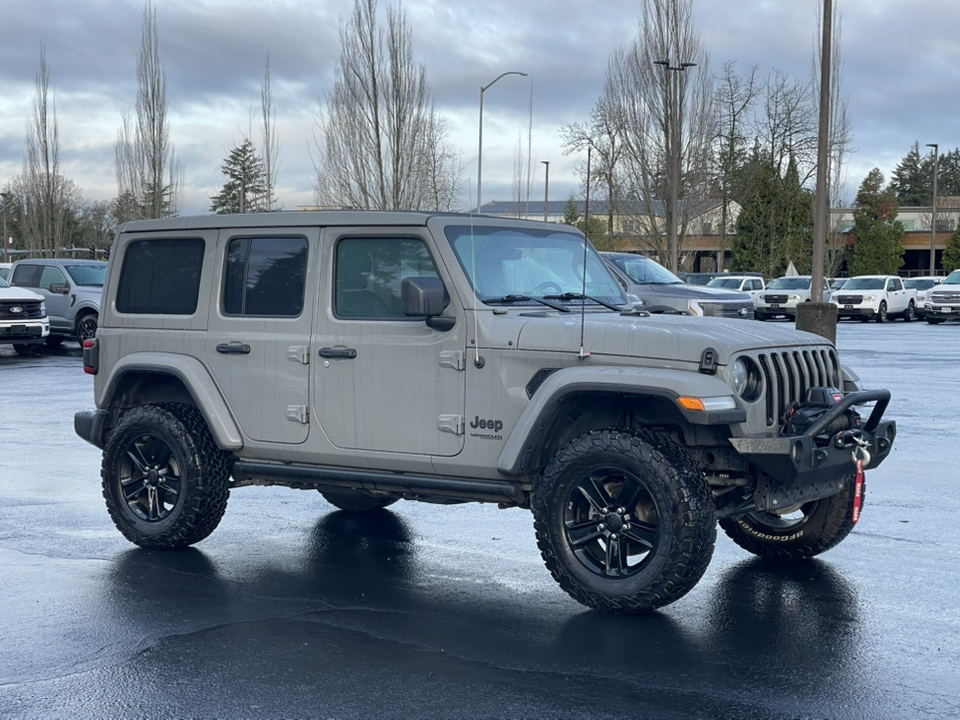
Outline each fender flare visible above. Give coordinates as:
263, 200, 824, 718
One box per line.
497, 365, 744, 476
98, 352, 243, 450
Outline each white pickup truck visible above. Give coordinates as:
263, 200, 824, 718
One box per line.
922, 269, 960, 324
831, 275, 917, 322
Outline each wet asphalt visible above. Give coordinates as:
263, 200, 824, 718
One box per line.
0, 320, 958, 720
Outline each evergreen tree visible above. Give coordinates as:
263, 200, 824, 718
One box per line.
210, 139, 267, 214
561, 196, 581, 225
731, 150, 813, 277
942, 224, 960, 274
889, 141, 929, 207
846, 168, 905, 276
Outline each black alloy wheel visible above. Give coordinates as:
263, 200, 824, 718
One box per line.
534, 429, 715, 613
77, 313, 98, 341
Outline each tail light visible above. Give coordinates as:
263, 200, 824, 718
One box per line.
82, 338, 99, 375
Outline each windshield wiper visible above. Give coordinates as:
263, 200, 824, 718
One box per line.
543, 292, 623, 312
482, 294, 571, 312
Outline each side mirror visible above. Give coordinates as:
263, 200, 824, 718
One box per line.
49, 283, 70, 294
401, 277, 454, 331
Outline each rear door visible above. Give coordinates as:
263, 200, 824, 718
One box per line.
205, 229, 316, 444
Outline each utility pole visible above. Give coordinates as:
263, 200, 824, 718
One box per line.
654, 60, 695, 273
1, 192, 10, 264
927, 143, 939, 275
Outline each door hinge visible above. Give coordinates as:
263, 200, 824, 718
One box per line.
286, 405, 309, 424
439, 350, 465, 371
287, 345, 310, 365
438, 414, 464, 435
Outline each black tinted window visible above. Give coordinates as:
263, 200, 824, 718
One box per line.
335, 237, 438, 319
117, 238, 204, 314
223, 237, 307, 317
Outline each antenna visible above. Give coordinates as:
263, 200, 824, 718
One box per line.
578, 147, 591, 360
468, 179, 480, 367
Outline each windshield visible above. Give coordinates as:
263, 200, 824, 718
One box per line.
65, 264, 107, 287
707, 278, 744, 289
904, 279, 936, 290
842, 277, 884, 290
0, 276, 8, 288
446, 226, 625, 306
944, 270, 960, 285
768, 277, 811, 290
608, 255, 682, 285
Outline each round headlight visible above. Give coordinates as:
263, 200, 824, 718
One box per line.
729, 357, 761, 402
730, 358, 749, 396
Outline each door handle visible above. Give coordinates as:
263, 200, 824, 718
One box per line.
216, 342, 251, 355
319, 347, 357, 359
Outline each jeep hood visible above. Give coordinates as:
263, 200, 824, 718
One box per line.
515, 312, 830, 365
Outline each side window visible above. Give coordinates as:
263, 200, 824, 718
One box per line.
223, 237, 307, 317
117, 238, 205, 314
10, 264, 42, 288
39, 266, 68, 290
335, 237, 439, 319
890, 278, 903, 291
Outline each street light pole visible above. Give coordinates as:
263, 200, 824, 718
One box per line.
476, 71, 527, 214
654, 59, 696, 273
0, 192, 10, 265
541, 161, 550, 222
927, 143, 939, 275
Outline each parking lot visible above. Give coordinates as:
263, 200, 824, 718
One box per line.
1, 320, 958, 719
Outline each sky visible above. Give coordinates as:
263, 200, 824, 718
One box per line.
1, 0, 960, 217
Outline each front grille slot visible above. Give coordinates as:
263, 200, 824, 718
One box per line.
754, 347, 840, 427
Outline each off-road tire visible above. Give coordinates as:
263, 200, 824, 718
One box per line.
102, 403, 231, 549
533, 429, 715, 614
320, 490, 398, 512
718, 473, 862, 560
77, 312, 98, 342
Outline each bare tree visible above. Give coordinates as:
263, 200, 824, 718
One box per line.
752, 69, 818, 184
560, 69, 626, 236
604, 0, 714, 269
21, 48, 69, 256
712, 61, 758, 270
313, 0, 461, 211
260, 53, 281, 210
115, 1, 181, 221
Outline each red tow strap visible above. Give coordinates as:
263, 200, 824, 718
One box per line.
852, 458, 864, 524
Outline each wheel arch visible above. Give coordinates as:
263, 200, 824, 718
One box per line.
498, 365, 744, 477
97, 353, 243, 450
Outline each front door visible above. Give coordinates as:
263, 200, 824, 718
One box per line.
314, 231, 466, 457
205, 229, 316, 444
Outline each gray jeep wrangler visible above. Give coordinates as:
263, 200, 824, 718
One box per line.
75, 211, 895, 614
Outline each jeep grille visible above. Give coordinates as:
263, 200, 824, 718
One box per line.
754, 348, 840, 427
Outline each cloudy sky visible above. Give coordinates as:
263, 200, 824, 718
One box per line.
1, 0, 959, 216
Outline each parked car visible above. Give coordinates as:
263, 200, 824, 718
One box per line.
707, 275, 766, 305
0, 274, 50, 354
73, 209, 895, 615
8, 258, 106, 344
831, 275, 917, 322
602, 253, 755, 318
755, 276, 834, 321
903, 276, 943, 318
922, 270, 960, 324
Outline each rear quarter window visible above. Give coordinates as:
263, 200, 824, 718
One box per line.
116, 238, 205, 314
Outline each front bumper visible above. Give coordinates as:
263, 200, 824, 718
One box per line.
833, 305, 878, 318
923, 305, 960, 320
728, 389, 894, 512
